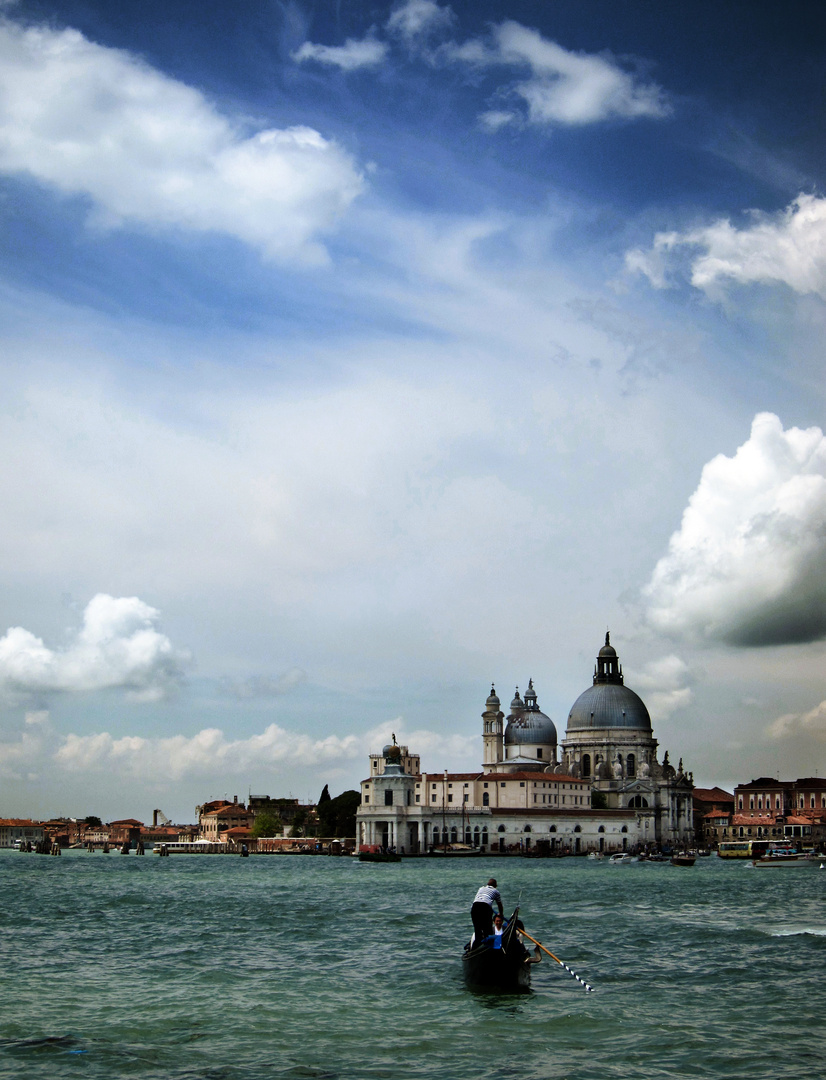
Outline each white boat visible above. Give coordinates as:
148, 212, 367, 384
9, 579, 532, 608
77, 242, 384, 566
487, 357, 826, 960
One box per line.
608, 853, 638, 864
750, 851, 813, 868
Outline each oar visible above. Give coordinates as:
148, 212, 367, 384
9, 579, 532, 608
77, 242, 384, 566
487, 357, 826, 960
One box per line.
519, 930, 595, 993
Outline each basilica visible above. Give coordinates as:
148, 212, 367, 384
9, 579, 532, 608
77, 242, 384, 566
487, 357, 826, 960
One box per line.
356, 634, 694, 854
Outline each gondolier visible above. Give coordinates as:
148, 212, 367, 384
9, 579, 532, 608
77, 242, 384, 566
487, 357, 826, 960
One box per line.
470, 878, 504, 944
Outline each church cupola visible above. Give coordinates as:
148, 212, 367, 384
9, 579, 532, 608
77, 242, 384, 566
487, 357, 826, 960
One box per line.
594, 632, 623, 685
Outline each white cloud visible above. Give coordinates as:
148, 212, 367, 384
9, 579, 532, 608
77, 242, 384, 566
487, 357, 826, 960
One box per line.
626, 194, 826, 300
387, 1, 455, 41
0, 19, 365, 263
0, 594, 188, 700
50, 715, 474, 781
626, 655, 692, 721
292, 35, 388, 71
768, 699, 826, 741
644, 413, 826, 646
448, 20, 670, 127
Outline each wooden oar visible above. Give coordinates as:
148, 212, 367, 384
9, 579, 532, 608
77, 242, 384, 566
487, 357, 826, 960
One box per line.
519, 930, 595, 993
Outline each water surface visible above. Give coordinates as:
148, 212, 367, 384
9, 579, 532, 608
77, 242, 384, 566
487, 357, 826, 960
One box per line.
1, 851, 823, 1079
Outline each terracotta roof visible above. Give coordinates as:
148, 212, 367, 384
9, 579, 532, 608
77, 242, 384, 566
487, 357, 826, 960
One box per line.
109, 819, 144, 826
693, 787, 734, 803
203, 805, 250, 818
731, 814, 775, 826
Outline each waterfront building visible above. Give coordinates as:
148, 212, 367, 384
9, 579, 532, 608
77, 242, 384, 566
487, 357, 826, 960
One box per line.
692, 787, 734, 849
356, 633, 695, 854
731, 777, 826, 849
198, 798, 253, 840
0, 819, 45, 847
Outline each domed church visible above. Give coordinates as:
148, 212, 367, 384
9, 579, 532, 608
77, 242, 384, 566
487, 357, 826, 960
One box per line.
481, 680, 557, 773
560, 633, 693, 845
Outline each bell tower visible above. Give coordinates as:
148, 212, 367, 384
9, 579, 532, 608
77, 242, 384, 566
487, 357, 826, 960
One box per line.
481, 685, 504, 768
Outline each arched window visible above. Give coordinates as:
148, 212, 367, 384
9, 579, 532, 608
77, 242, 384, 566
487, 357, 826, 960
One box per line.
524, 825, 531, 833
450, 826, 457, 842
582, 754, 591, 778
549, 825, 557, 833
629, 795, 649, 809
482, 792, 490, 806
498, 825, 506, 833
598, 826, 605, 833
626, 754, 635, 778
621, 826, 628, 834
574, 825, 581, 833
433, 828, 440, 844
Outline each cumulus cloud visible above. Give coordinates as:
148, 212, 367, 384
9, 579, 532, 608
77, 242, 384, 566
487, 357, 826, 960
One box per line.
292, 34, 387, 70
50, 715, 474, 781
0, 19, 364, 263
768, 700, 826, 741
644, 413, 826, 646
626, 194, 826, 300
447, 20, 670, 127
0, 594, 188, 701
626, 655, 692, 721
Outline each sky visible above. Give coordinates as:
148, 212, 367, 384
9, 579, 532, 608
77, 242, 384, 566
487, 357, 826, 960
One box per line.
1, 0, 825, 823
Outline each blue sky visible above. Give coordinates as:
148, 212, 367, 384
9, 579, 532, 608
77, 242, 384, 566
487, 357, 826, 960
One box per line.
1, 0, 825, 821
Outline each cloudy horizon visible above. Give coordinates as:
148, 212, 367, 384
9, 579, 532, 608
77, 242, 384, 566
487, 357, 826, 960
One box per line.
1, 0, 825, 822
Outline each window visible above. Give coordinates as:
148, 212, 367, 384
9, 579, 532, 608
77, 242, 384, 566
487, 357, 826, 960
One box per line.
626, 754, 635, 778
447, 795, 453, 803
549, 825, 557, 833
811, 796, 816, 809
415, 795, 420, 803
738, 797, 743, 810
363, 796, 370, 804
498, 825, 506, 833
749, 797, 754, 809
384, 790, 393, 806
463, 794, 469, 803
574, 825, 581, 833
448, 783, 453, 789
464, 783, 468, 788
482, 792, 489, 806
501, 782, 506, 788
582, 754, 591, 778
598, 826, 605, 833
483, 782, 488, 788
431, 795, 436, 803
519, 782, 525, 788
537, 748, 543, 758
621, 826, 628, 834
524, 825, 531, 833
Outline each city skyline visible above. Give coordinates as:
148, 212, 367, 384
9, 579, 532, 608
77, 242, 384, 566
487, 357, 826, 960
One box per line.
0, 1, 825, 821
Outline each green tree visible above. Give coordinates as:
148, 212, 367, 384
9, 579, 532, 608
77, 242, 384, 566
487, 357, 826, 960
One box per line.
251, 811, 282, 839
591, 790, 608, 810
290, 807, 308, 837
83, 815, 102, 827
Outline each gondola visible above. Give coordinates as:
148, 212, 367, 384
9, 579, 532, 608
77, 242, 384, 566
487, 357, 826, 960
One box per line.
462, 908, 538, 992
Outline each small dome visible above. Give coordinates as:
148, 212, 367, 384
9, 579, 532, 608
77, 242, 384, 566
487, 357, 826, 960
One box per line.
598, 631, 617, 658
485, 684, 500, 708
505, 710, 557, 745
383, 742, 402, 760
510, 689, 524, 712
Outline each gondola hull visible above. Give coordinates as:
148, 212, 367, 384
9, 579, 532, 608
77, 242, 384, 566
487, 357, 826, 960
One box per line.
462, 943, 532, 991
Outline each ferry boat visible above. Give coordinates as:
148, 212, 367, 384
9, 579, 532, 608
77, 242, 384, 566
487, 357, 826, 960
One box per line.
152, 840, 230, 855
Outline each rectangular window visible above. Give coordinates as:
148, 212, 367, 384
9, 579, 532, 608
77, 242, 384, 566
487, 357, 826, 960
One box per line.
463, 794, 469, 803
448, 783, 453, 789
384, 790, 393, 806
415, 795, 420, 803
431, 795, 436, 803
448, 795, 453, 803
483, 782, 488, 788
464, 783, 468, 788
519, 782, 525, 787
533, 795, 537, 803
501, 782, 506, 787
364, 796, 369, 804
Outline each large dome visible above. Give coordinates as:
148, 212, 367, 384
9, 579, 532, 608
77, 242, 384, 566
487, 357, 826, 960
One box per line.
565, 633, 652, 733
566, 682, 651, 732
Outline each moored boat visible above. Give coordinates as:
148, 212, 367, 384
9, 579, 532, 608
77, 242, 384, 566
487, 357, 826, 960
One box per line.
358, 850, 401, 862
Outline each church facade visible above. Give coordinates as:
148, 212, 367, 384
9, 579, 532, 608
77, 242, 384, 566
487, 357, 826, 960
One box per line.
356, 634, 694, 854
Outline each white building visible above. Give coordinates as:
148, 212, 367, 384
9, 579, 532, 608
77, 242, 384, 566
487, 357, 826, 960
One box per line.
356, 634, 694, 854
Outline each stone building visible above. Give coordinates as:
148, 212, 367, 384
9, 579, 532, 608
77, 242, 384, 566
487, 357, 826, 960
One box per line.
356, 633, 695, 854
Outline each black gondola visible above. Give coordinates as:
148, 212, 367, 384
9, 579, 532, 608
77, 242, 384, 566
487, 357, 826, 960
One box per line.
462, 908, 538, 992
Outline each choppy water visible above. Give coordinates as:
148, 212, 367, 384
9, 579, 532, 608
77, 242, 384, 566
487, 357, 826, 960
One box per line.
1, 850, 823, 1080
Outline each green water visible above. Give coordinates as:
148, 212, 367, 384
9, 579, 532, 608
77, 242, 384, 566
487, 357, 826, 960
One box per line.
0, 850, 823, 1079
